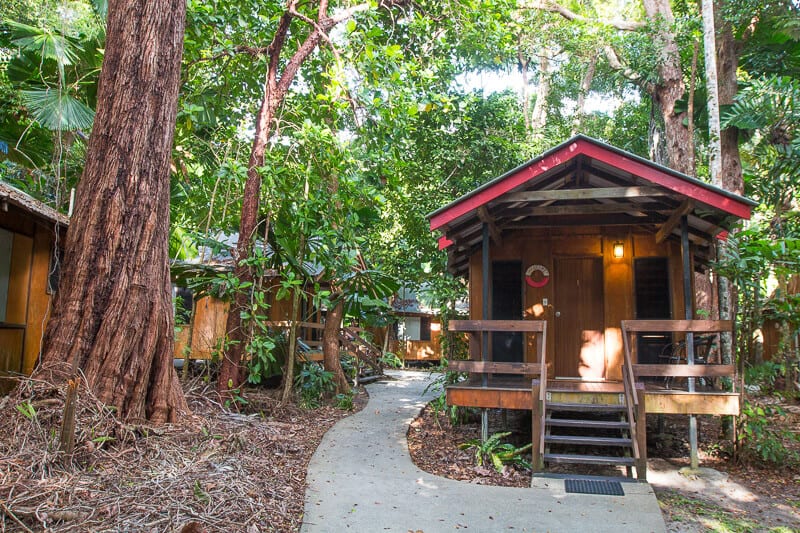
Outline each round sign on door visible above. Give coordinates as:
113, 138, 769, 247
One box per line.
525, 264, 550, 288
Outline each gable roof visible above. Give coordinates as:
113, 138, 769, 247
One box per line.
427, 135, 756, 276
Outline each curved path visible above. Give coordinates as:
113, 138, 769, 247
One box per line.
301, 370, 666, 533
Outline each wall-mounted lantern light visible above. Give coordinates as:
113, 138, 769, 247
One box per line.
613, 241, 625, 259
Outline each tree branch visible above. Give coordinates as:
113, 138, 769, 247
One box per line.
525, 0, 645, 31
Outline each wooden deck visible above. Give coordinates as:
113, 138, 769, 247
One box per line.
447, 378, 739, 416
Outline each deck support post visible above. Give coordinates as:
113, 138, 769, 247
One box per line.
531, 379, 544, 471
481, 223, 490, 441
681, 216, 699, 469
635, 388, 648, 480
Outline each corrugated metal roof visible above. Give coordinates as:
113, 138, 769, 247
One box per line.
0, 180, 69, 226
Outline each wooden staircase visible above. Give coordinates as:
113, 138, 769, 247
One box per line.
533, 380, 646, 479
543, 393, 636, 472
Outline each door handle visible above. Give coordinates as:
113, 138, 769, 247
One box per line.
555, 311, 561, 317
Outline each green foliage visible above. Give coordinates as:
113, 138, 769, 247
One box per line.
744, 361, 785, 394
246, 331, 285, 385
459, 431, 533, 473
15, 399, 36, 420
294, 363, 335, 409
379, 351, 403, 369
737, 400, 800, 465
424, 367, 472, 427
335, 391, 355, 411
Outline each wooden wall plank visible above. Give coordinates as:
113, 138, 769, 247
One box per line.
6, 233, 32, 324
23, 226, 54, 374
644, 392, 740, 415
446, 387, 531, 409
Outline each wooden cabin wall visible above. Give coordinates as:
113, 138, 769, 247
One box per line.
467, 227, 686, 379
23, 225, 56, 374
0, 211, 59, 387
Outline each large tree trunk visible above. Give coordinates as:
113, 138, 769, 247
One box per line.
323, 300, 350, 394
37, 0, 187, 423
643, 0, 693, 176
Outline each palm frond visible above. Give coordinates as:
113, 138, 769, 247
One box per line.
20, 88, 95, 131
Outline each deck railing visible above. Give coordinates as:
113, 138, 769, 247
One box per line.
447, 320, 547, 467
622, 319, 737, 477
621, 320, 736, 394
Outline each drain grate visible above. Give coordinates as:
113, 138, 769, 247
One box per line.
564, 479, 624, 496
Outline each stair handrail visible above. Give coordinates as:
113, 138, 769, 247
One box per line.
620, 323, 642, 477
537, 322, 547, 464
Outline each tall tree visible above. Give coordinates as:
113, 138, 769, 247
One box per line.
37, 0, 188, 422
219, 0, 408, 393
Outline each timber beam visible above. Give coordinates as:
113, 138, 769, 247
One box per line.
477, 206, 503, 245
656, 199, 694, 243
498, 186, 670, 203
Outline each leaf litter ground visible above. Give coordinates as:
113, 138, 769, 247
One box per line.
0, 375, 366, 532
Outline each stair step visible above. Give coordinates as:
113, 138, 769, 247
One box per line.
546, 418, 630, 430
544, 435, 633, 447
543, 453, 635, 466
546, 402, 626, 413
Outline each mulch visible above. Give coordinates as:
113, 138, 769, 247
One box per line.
0, 374, 366, 532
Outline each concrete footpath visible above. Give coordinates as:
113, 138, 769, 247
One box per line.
301, 370, 666, 533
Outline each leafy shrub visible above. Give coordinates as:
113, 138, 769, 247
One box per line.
246, 331, 286, 385
380, 351, 403, 369
294, 363, 335, 408
335, 392, 355, 411
424, 366, 472, 426
737, 400, 800, 465
744, 361, 784, 393
459, 431, 533, 473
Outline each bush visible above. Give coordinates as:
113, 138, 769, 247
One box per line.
737, 400, 800, 465
294, 363, 335, 408
744, 361, 784, 394
459, 431, 532, 473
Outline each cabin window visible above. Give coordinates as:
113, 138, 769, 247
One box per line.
491, 260, 523, 363
0, 229, 12, 322
634, 257, 672, 364
419, 316, 432, 341
398, 316, 433, 341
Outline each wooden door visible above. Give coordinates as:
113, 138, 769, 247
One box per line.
491, 261, 523, 362
554, 257, 605, 378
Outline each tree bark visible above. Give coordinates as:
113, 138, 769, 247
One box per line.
571, 53, 598, 136
530, 49, 551, 139
643, 0, 693, 175
37, 0, 188, 422
323, 300, 350, 393
702, 0, 722, 184
715, 3, 743, 195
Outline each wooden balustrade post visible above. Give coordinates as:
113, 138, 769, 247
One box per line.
636, 388, 647, 480
531, 379, 544, 472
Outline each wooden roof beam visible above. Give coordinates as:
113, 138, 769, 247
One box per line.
477, 206, 503, 246
498, 186, 670, 203
499, 202, 665, 218
655, 199, 694, 243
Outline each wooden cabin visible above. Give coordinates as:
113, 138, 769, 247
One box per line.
390, 288, 443, 363
428, 135, 756, 478
173, 278, 324, 361
0, 181, 67, 393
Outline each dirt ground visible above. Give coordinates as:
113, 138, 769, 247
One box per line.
0, 375, 367, 532
407, 398, 800, 532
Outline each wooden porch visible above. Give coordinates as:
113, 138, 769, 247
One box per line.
445, 319, 740, 480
